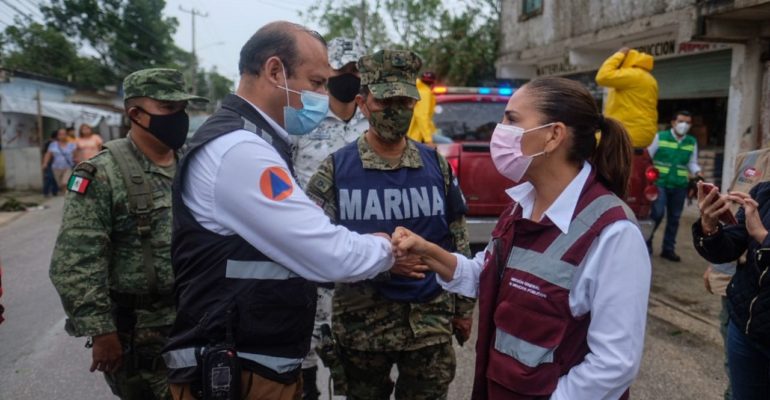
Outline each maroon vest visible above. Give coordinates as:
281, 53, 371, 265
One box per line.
472, 171, 634, 400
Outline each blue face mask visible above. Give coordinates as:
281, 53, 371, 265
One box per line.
278, 62, 329, 135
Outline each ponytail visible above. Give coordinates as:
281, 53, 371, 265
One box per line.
526, 77, 633, 198
593, 116, 632, 198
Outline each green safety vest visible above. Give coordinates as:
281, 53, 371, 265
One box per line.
652, 130, 697, 189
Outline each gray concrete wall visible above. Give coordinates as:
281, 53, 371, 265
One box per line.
4, 147, 42, 191
501, 0, 695, 57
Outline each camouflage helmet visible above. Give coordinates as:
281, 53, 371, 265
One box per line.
358, 50, 422, 100
123, 68, 208, 103
327, 37, 366, 70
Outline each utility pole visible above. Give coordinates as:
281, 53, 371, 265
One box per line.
179, 6, 208, 95
360, 0, 367, 49
35, 90, 43, 146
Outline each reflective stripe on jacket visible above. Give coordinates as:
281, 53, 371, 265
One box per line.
653, 130, 696, 189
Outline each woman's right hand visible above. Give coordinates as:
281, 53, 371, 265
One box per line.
697, 181, 730, 234
728, 191, 767, 244
392, 227, 431, 258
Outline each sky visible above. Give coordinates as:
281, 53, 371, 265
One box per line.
0, 0, 323, 83
163, 0, 321, 82
0, 0, 470, 85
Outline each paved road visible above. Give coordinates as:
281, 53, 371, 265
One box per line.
0, 197, 112, 398
0, 198, 728, 399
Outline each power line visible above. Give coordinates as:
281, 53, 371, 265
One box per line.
0, 0, 35, 22
254, 0, 302, 13
17, 0, 44, 21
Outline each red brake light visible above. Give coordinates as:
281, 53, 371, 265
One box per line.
644, 185, 659, 201
645, 167, 659, 182
433, 86, 448, 94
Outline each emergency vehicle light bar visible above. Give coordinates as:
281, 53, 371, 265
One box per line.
432, 86, 514, 96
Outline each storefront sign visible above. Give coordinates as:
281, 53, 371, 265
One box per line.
536, 57, 578, 76
635, 39, 677, 57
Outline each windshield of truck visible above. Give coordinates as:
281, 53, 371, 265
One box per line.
433, 101, 507, 142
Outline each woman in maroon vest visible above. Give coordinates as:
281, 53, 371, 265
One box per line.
393, 77, 651, 400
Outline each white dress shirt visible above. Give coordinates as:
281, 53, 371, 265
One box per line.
440, 162, 651, 400
647, 130, 701, 175
181, 96, 394, 283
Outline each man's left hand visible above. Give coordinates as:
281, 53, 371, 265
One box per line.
390, 255, 430, 279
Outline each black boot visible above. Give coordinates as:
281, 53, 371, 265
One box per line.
660, 250, 681, 262
302, 367, 320, 400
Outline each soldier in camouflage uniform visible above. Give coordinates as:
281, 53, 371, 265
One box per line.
292, 36, 368, 400
49, 68, 207, 400
305, 50, 475, 400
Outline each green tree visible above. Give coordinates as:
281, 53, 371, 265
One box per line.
383, 0, 442, 49
303, 0, 501, 86
301, 0, 391, 52
41, 0, 180, 78
0, 21, 112, 87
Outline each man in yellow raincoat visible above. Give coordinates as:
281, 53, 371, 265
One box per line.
595, 47, 659, 148
407, 71, 437, 144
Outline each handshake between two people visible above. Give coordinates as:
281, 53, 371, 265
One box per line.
373, 227, 459, 283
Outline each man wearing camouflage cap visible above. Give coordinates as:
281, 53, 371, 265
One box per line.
50, 68, 206, 400
292, 36, 368, 400
305, 50, 474, 399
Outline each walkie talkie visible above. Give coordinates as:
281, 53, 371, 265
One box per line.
201, 310, 241, 400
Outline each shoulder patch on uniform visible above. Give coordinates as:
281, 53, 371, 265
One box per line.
259, 166, 294, 201
68, 161, 97, 194
73, 161, 97, 176
67, 174, 91, 195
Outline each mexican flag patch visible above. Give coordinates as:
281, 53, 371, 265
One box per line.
67, 175, 91, 194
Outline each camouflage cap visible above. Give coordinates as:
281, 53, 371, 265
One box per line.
358, 50, 422, 100
123, 68, 208, 103
328, 37, 366, 70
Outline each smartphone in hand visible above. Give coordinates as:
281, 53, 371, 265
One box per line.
701, 183, 738, 225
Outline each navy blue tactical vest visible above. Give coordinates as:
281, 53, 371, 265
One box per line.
333, 141, 453, 302
164, 94, 316, 385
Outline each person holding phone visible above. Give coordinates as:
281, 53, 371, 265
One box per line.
693, 181, 770, 399
392, 76, 651, 400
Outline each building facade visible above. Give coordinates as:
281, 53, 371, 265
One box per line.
497, 0, 770, 186
0, 69, 122, 190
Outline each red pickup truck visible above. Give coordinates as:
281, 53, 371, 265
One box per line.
433, 86, 659, 243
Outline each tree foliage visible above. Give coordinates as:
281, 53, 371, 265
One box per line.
41, 0, 180, 77
300, 0, 391, 51
0, 0, 232, 104
0, 21, 114, 88
303, 0, 501, 87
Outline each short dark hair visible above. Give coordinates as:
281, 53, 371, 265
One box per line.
239, 22, 326, 77
673, 110, 691, 120
66, 126, 75, 132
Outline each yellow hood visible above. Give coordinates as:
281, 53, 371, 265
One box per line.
621, 49, 654, 72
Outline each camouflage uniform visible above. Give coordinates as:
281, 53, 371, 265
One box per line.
305, 50, 474, 400
292, 39, 369, 380
49, 68, 206, 400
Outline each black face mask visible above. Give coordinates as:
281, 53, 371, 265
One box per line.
327, 73, 361, 103
130, 107, 189, 150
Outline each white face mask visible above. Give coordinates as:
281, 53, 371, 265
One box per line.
674, 121, 691, 136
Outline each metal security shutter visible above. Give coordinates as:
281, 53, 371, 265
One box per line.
653, 50, 732, 99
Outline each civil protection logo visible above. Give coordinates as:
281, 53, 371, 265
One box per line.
260, 166, 293, 201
